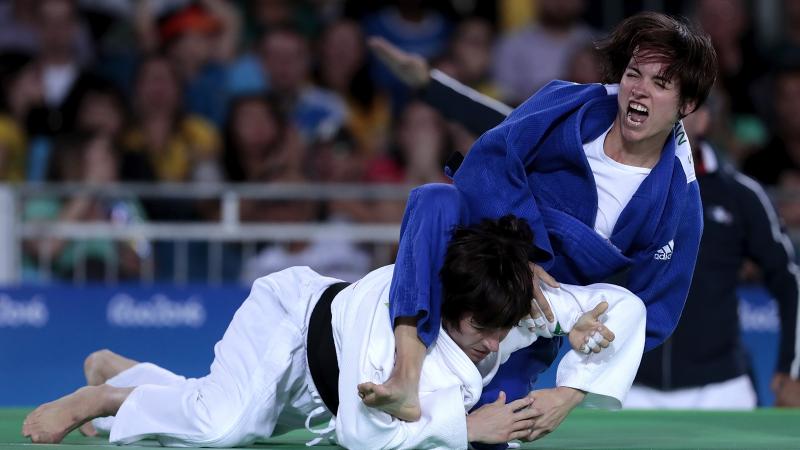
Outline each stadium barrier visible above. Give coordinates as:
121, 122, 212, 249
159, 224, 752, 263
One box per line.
0, 283, 781, 407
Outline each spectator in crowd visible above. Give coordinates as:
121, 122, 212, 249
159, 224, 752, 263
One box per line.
258, 26, 347, 144
373, 100, 451, 186
0, 0, 38, 55
392, 100, 451, 186
0, 53, 32, 182
437, 17, 499, 99
218, 92, 369, 283
0, 115, 26, 182
743, 60, 800, 228
16, 0, 111, 182
119, 55, 221, 222
120, 55, 221, 186
0, 0, 93, 65
363, 0, 451, 60
221, 94, 307, 219
74, 77, 128, 140
694, 0, 768, 118
239, 168, 371, 284
23, 132, 149, 282
628, 97, 800, 409
24, 0, 98, 136
222, 95, 290, 183
224, 0, 323, 98
317, 19, 392, 157
693, 0, 771, 162
241, 0, 323, 44
309, 126, 364, 186
222, 95, 306, 213
364, 100, 452, 223
563, 43, 604, 85
363, 0, 452, 112
133, 0, 241, 126
492, 0, 594, 105
773, 0, 800, 53
308, 126, 388, 240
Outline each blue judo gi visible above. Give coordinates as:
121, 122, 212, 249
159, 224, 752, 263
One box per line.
389, 81, 704, 408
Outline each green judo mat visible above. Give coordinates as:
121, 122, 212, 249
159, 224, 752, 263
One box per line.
2, 408, 799, 449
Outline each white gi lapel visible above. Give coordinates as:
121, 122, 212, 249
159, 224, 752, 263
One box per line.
434, 328, 484, 410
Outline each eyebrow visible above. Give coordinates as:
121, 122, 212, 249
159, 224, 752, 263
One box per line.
627, 66, 672, 84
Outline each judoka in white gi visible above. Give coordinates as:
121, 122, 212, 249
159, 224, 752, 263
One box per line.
23, 215, 645, 449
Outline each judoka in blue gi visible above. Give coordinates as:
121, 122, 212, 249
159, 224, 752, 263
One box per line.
357, 11, 719, 444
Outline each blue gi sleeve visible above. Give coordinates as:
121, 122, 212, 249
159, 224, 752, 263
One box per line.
626, 180, 704, 351
452, 81, 608, 269
389, 183, 466, 347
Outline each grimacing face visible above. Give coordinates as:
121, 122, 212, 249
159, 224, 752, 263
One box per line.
447, 315, 511, 363
616, 53, 695, 148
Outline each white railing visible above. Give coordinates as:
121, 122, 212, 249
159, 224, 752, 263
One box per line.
2, 182, 799, 285
1, 182, 414, 285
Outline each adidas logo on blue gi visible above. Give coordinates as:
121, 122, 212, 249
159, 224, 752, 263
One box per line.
654, 240, 674, 261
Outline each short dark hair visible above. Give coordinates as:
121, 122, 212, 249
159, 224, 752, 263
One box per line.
596, 12, 717, 114
439, 215, 534, 331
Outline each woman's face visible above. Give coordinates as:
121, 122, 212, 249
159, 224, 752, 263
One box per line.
135, 59, 180, 114
233, 100, 279, 155
77, 92, 124, 137
451, 19, 492, 80
616, 53, 693, 147
320, 21, 364, 87
397, 102, 446, 171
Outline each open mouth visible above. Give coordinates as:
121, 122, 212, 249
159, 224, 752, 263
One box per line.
626, 101, 649, 126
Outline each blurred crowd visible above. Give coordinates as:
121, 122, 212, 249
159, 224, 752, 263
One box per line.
1, 0, 799, 283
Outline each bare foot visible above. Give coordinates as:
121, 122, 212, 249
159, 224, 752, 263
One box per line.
22, 384, 130, 444
357, 379, 421, 422
84, 349, 137, 386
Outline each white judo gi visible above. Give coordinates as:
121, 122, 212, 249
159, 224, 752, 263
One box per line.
94, 265, 645, 449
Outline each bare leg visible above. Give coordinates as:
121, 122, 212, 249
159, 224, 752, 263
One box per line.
79, 349, 138, 436
22, 384, 133, 444
357, 317, 424, 421
83, 349, 138, 386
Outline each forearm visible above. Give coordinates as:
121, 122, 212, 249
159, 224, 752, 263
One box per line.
555, 386, 586, 407
420, 70, 510, 137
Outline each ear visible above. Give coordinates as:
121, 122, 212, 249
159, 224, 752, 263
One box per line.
679, 99, 698, 118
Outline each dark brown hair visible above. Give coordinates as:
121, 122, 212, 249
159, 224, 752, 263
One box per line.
596, 12, 717, 115
440, 215, 534, 331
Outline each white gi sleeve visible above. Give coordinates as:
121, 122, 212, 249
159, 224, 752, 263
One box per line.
547, 283, 647, 409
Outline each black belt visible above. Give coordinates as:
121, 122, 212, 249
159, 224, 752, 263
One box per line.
307, 281, 350, 414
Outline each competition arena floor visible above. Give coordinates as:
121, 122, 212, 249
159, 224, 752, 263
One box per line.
3, 408, 799, 449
